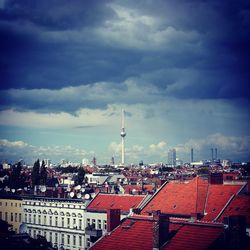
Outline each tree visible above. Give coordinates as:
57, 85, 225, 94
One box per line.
40, 160, 47, 185
8, 162, 22, 189
32, 159, 40, 187
76, 167, 85, 185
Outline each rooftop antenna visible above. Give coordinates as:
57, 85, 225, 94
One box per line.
120, 109, 126, 165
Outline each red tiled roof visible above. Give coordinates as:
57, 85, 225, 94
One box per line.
87, 193, 145, 213
141, 177, 245, 221
141, 177, 208, 216
91, 217, 154, 250
216, 195, 250, 225
202, 184, 243, 221
90, 215, 224, 250
164, 223, 224, 250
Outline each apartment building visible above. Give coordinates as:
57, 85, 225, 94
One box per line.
22, 196, 86, 250
0, 196, 22, 233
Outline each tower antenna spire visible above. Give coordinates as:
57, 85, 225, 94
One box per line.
120, 109, 126, 165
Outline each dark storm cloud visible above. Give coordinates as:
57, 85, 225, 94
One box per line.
0, 0, 114, 30
0, 0, 249, 111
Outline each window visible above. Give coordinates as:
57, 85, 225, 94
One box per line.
79, 235, 82, 246
92, 219, 96, 228
15, 213, 17, 222
29, 214, 31, 223
44, 215, 47, 225
49, 216, 52, 226
61, 234, 64, 244
34, 230, 36, 238
11, 213, 13, 222
15, 203, 17, 207
104, 220, 107, 230
87, 238, 90, 248
33, 214, 36, 224
79, 219, 82, 229
87, 218, 90, 226
38, 230, 41, 236
19, 213, 22, 222
5, 212, 8, 221
98, 219, 101, 229
73, 218, 76, 225
25, 214, 27, 222
5, 202, 7, 206
11, 202, 13, 207
62, 217, 64, 227
73, 235, 76, 246
55, 216, 58, 227
38, 215, 41, 224
0, 202, 2, 206
55, 233, 58, 243
49, 232, 52, 242
67, 218, 70, 227
0, 211, 2, 219
67, 235, 70, 245
44, 231, 47, 239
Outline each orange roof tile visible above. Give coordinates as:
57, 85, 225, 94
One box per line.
164, 223, 224, 250
90, 215, 224, 250
87, 193, 145, 213
141, 177, 208, 216
216, 195, 250, 225
202, 184, 243, 221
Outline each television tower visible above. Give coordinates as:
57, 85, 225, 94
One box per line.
120, 109, 126, 165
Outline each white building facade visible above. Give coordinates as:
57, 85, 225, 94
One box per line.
22, 197, 87, 250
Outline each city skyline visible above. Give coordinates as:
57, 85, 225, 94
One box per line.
0, 1, 249, 164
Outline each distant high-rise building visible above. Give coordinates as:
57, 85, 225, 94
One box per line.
168, 149, 176, 166
111, 156, 115, 165
191, 148, 194, 163
44, 159, 51, 167
120, 109, 126, 165
211, 148, 214, 161
92, 156, 96, 166
215, 148, 218, 160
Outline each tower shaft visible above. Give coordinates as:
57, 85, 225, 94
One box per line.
120, 109, 126, 165
121, 137, 125, 165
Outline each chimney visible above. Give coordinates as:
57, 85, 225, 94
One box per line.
152, 210, 169, 250
224, 215, 247, 250
209, 172, 223, 184
107, 209, 121, 232
132, 208, 141, 214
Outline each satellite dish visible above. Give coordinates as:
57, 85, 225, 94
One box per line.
76, 193, 82, 199
19, 223, 28, 233
74, 185, 81, 190
40, 186, 46, 192
84, 194, 90, 200
11, 189, 15, 193
69, 192, 75, 198
81, 188, 85, 193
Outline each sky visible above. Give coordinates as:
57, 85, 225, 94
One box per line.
0, 0, 250, 165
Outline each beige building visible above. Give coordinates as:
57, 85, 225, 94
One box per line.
0, 196, 22, 233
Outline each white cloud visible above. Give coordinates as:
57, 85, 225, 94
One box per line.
0, 139, 93, 164
95, 3, 201, 51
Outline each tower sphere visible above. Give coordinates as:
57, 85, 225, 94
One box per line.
121, 129, 126, 137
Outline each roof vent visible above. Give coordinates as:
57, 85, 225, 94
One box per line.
122, 221, 135, 229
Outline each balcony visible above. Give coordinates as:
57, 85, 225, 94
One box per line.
85, 225, 103, 238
